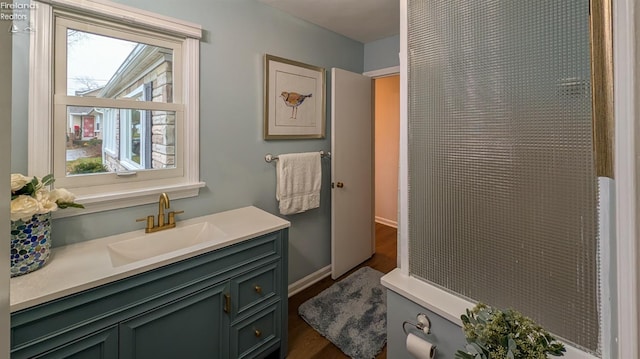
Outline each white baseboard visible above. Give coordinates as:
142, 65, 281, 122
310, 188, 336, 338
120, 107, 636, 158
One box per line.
288, 265, 331, 298
375, 216, 398, 228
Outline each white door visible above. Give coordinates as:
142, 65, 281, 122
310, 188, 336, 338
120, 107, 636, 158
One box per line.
331, 68, 374, 279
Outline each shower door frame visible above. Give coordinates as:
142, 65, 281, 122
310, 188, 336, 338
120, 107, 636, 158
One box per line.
396, 0, 638, 357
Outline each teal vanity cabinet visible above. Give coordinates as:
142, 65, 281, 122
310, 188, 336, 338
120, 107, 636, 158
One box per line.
11, 229, 288, 359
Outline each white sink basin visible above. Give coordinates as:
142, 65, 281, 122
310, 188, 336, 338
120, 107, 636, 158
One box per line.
107, 222, 227, 267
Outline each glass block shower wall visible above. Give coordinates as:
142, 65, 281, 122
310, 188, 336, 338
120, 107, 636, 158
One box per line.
407, 1, 599, 352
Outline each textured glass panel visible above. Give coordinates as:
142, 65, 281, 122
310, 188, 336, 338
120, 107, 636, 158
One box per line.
407, 0, 599, 352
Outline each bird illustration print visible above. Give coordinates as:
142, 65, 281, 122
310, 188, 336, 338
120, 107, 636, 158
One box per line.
280, 91, 312, 119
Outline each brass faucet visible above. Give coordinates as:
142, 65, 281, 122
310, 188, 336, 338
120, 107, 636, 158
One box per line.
158, 192, 170, 227
136, 193, 184, 233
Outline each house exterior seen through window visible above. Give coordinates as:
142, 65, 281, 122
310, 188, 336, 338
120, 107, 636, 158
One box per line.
61, 28, 177, 176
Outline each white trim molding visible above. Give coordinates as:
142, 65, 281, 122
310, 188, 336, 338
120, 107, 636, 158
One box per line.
375, 216, 397, 228
363, 66, 400, 78
184, 38, 200, 184
28, 3, 53, 176
398, 0, 409, 276
613, 0, 639, 356
35, 0, 202, 38
287, 265, 331, 298
54, 182, 206, 218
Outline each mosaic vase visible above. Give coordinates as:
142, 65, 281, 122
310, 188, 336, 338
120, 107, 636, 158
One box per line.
10, 212, 51, 277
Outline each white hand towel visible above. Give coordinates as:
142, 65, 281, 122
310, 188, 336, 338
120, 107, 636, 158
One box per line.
276, 152, 321, 215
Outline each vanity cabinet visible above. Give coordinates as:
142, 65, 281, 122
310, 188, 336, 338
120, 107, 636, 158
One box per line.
11, 229, 288, 359
32, 326, 118, 359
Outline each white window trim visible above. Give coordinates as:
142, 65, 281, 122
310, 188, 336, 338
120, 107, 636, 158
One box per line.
103, 108, 117, 158
29, 0, 204, 217
118, 108, 141, 170
35, 0, 201, 38
120, 86, 146, 170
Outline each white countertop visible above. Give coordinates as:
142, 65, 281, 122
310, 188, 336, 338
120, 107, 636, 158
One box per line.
10, 206, 290, 312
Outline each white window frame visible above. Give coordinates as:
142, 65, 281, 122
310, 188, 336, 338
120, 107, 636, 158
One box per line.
120, 86, 146, 170
102, 107, 117, 158
29, 0, 204, 217
119, 108, 142, 170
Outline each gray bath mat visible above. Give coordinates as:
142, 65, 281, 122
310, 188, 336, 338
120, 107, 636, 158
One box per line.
298, 266, 387, 359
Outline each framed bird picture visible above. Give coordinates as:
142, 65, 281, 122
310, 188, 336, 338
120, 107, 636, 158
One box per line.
264, 54, 326, 139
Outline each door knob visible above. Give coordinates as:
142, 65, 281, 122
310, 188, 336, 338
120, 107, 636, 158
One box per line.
336, 182, 344, 188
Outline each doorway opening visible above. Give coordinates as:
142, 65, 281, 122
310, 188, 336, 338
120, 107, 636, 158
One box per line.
286, 69, 399, 359
372, 72, 400, 269
374, 74, 400, 230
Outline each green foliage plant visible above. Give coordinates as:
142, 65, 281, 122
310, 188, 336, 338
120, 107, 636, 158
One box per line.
70, 161, 108, 174
455, 303, 566, 359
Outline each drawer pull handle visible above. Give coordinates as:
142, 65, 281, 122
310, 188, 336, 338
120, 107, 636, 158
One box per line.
223, 294, 230, 313
254, 285, 262, 294
254, 329, 262, 338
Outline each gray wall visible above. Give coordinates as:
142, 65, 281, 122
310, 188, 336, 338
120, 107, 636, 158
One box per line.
1, 17, 12, 359
387, 291, 466, 359
10, 0, 364, 284
364, 35, 399, 72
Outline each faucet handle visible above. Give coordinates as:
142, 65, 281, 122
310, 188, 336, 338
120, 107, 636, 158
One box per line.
168, 210, 184, 225
136, 215, 155, 232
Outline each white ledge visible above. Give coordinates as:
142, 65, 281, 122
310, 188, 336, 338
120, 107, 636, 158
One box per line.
381, 269, 599, 359
54, 181, 206, 218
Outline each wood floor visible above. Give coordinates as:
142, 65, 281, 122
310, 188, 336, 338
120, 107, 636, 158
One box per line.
286, 223, 397, 359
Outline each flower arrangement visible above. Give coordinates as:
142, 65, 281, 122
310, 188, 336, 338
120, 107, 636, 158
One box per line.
10, 173, 84, 222
455, 303, 566, 359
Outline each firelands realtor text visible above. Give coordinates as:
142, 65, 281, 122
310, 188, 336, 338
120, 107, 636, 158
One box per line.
1, 2, 36, 20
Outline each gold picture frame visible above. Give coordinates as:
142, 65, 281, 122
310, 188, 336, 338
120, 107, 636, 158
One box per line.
264, 54, 326, 139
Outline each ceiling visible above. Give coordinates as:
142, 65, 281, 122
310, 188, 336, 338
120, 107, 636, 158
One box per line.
257, 0, 399, 44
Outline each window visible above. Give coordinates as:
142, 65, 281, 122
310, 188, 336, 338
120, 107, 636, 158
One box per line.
29, 0, 203, 215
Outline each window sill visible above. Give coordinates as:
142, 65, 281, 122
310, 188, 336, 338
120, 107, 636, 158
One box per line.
52, 181, 206, 218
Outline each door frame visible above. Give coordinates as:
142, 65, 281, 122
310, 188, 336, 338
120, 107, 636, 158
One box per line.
362, 66, 400, 258
613, 0, 640, 356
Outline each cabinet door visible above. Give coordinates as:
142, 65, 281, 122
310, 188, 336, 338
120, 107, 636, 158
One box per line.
119, 283, 228, 359
34, 326, 118, 359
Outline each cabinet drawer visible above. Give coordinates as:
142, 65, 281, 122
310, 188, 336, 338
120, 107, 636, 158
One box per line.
232, 262, 279, 318
231, 304, 280, 359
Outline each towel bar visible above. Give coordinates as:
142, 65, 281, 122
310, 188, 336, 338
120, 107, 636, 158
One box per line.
264, 151, 331, 163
